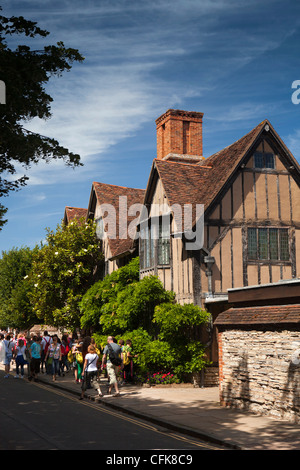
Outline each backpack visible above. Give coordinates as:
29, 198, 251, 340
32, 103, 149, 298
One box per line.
67, 350, 74, 363
123, 349, 131, 366
76, 352, 83, 364
107, 343, 122, 366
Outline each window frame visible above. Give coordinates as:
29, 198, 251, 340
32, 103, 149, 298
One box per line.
247, 227, 290, 262
139, 216, 171, 270
253, 151, 275, 170
95, 217, 104, 240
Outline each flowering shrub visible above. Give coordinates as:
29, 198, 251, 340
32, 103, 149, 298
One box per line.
140, 371, 180, 385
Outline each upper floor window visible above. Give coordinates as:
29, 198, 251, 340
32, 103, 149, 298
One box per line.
158, 223, 170, 265
140, 217, 170, 269
95, 218, 104, 239
248, 227, 289, 261
254, 151, 275, 169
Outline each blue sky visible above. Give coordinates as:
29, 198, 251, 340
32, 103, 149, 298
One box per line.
1, 0, 300, 254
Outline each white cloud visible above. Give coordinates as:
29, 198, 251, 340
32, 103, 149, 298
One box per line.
207, 103, 275, 123
3, 0, 298, 187
20, 59, 204, 185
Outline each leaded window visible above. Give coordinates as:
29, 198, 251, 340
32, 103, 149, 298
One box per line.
95, 218, 104, 239
248, 227, 257, 259
158, 222, 170, 265
248, 227, 289, 261
254, 151, 275, 169
140, 217, 170, 269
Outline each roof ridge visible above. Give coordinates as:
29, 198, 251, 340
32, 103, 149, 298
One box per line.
204, 119, 268, 163
155, 158, 212, 169
93, 181, 145, 191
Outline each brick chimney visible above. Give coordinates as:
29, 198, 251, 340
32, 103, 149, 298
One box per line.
155, 109, 204, 163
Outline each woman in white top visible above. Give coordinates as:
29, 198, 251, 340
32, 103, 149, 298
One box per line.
45, 335, 61, 382
79, 344, 102, 400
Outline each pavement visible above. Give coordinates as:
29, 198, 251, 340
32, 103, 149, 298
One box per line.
2, 364, 300, 450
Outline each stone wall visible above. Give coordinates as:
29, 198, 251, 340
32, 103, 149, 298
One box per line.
218, 328, 300, 423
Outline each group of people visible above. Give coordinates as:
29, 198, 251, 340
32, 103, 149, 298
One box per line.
0, 330, 73, 382
0, 330, 138, 400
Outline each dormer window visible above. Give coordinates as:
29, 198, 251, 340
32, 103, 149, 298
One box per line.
254, 151, 275, 169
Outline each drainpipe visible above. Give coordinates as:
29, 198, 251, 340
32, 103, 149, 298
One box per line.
203, 249, 215, 298
201, 249, 215, 387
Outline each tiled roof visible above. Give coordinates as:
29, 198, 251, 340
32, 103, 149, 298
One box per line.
92, 182, 145, 258
214, 304, 300, 325
64, 206, 88, 224
154, 120, 268, 227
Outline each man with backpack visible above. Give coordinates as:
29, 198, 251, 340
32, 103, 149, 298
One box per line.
101, 336, 122, 397
41, 331, 52, 374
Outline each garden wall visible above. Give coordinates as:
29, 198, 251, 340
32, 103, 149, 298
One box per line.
218, 327, 300, 423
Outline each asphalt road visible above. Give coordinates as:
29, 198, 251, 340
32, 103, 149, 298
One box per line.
0, 370, 225, 453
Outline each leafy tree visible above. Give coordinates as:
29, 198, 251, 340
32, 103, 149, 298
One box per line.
80, 257, 175, 336
137, 339, 177, 374
81, 258, 211, 382
0, 245, 39, 329
104, 275, 175, 335
0, 204, 7, 229
80, 257, 140, 331
29, 218, 103, 329
0, 8, 84, 227
153, 303, 212, 377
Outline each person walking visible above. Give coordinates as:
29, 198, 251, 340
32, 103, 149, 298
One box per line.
73, 338, 84, 383
0, 334, 5, 365
45, 334, 62, 382
101, 336, 122, 397
122, 339, 138, 384
14, 339, 27, 378
41, 331, 52, 374
3, 334, 15, 378
60, 334, 71, 375
28, 336, 42, 381
79, 344, 103, 400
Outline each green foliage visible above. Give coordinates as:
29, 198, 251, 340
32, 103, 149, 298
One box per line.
0, 204, 7, 229
153, 302, 212, 377
81, 259, 211, 381
80, 257, 140, 331
81, 256, 174, 335
139, 339, 177, 373
29, 218, 103, 329
0, 8, 84, 228
99, 275, 175, 335
175, 341, 209, 376
0, 245, 39, 329
91, 333, 109, 352
153, 302, 211, 344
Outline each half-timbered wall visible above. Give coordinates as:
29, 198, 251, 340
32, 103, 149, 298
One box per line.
205, 138, 300, 295
139, 177, 195, 304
